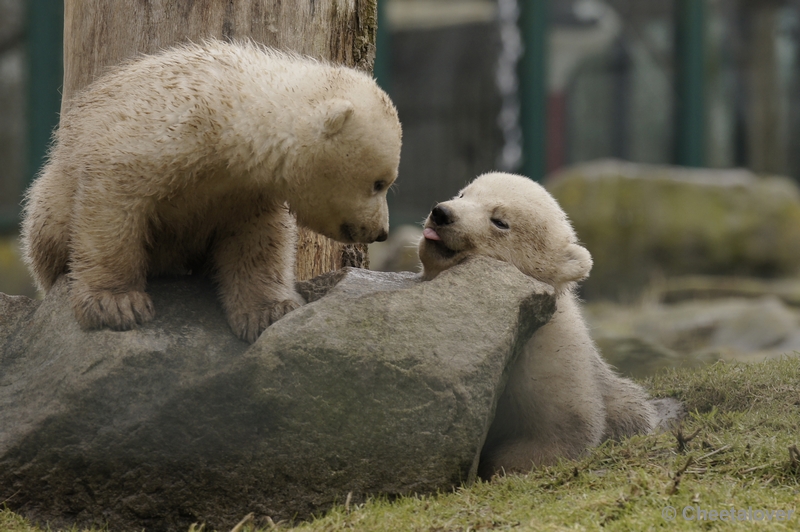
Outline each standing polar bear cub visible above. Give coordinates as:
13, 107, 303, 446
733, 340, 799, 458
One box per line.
419, 172, 655, 477
22, 39, 402, 343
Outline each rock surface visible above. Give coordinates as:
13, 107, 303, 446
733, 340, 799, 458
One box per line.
547, 159, 800, 300
586, 296, 800, 377
655, 274, 800, 307
0, 257, 556, 532
650, 398, 686, 431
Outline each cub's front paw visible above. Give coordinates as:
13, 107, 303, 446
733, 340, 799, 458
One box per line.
228, 299, 302, 343
70, 288, 155, 331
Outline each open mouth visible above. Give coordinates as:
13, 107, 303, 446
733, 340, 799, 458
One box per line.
423, 227, 458, 259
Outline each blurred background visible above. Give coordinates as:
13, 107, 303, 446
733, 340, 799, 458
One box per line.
379, 0, 800, 223
3, 0, 800, 374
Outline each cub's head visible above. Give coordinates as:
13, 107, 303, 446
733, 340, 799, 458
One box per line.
418, 172, 592, 293
290, 80, 402, 244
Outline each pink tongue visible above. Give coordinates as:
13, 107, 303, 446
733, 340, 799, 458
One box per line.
423, 227, 441, 241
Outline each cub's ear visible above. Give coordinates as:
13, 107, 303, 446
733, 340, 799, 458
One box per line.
318, 99, 355, 137
558, 243, 593, 284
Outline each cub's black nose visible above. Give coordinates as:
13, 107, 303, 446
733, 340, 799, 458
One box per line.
375, 229, 388, 242
430, 204, 454, 226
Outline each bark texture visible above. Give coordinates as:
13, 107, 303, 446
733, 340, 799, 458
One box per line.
62, 0, 375, 279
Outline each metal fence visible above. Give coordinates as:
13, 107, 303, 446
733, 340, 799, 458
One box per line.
2, 0, 800, 232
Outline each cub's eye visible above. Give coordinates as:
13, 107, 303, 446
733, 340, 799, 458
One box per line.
491, 218, 509, 230
373, 180, 387, 193
458, 193, 464, 198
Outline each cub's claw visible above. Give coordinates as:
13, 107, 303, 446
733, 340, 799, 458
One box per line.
228, 299, 302, 343
71, 289, 155, 331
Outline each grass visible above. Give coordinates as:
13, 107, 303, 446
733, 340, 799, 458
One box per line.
3, 357, 799, 532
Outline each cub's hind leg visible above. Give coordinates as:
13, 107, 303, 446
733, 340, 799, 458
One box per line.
479, 297, 608, 479
21, 165, 74, 291
593, 357, 657, 440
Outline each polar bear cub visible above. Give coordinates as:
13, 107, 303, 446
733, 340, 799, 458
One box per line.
419, 172, 655, 477
21, 39, 402, 343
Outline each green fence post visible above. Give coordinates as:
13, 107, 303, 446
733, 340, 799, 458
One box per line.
27, 0, 64, 188
676, 0, 706, 167
374, 0, 391, 93
519, 0, 549, 181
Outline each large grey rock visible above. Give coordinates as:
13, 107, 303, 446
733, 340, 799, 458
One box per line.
547, 159, 800, 300
0, 257, 555, 532
585, 296, 800, 375
656, 274, 800, 307
0, 290, 37, 340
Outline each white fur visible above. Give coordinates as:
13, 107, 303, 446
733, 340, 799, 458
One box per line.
418, 172, 655, 477
21, 39, 402, 343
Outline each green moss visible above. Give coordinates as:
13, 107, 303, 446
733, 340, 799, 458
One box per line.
648, 356, 800, 413
287, 358, 800, 532
5, 357, 800, 532
0, 236, 37, 298
0, 509, 91, 532
547, 165, 800, 300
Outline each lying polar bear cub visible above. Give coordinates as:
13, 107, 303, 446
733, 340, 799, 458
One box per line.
419, 172, 656, 477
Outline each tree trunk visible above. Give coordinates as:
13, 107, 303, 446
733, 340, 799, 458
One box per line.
61, 0, 376, 280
